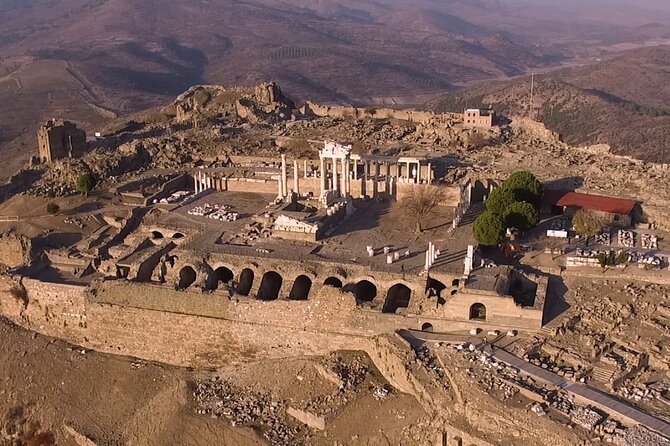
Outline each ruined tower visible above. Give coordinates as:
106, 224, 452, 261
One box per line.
37, 119, 87, 163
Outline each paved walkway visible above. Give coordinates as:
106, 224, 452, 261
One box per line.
406, 330, 670, 438
482, 345, 670, 438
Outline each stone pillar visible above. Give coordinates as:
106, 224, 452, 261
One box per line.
416, 162, 421, 184
319, 156, 326, 194
332, 157, 339, 195
373, 162, 379, 198
427, 162, 432, 184
303, 159, 308, 178
194, 172, 199, 194
385, 162, 391, 192
353, 160, 358, 180
293, 160, 300, 195
396, 162, 401, 178
363, 161, 369, 197
281, 154, 288, 197
277, 175, 282, 198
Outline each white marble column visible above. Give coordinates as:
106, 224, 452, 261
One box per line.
363, 161, 369, 197
341, 158, 347, 196
416, 162, 421, 184
427, 162, 432, 184
303, 159, 308, 179
332, 157, 339, 195
280, 154, 288, 197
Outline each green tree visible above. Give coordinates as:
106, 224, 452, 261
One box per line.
76, 173, 97, 196
503, 170, 542, 205
46, 202, 60, 215
572, 209, 603, 239
486, 186, 518, 216
473, 211, 506, 247
503, 201, 539, 230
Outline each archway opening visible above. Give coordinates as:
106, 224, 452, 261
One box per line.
353, 280, 377, 303
237, 268, 254, 296
172, 232, 185, 239
426, 277, 446, 298
151, 231, 164, 239
452, 278, 460, 287
383, 283, 412, 314
469, 303, 487, 321
214, 266, 234, 289
289, 275, 312, 301
258, 271, 283, 301
451, 289, 458, 296
323, 277, 343, 288
421, 322, 434, 332
178, 266, 196, 289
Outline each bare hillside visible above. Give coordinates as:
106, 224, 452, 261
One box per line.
426, 46, 670, 163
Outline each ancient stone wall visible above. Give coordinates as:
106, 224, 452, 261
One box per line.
304, 102, 461, 125
0, 235, 32, 268
37, 119, 87, 162
417, 290, 543, 331
0, 277, 389, 366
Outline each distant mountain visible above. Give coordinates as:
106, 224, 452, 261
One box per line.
425, 46, 670, 163
0, 0, 669, 176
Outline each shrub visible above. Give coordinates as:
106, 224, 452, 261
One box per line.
503, 201, 539, 230
46, 202, 60, 215
572, 209, 603, 238
503, 171, 542, 205
9, 285, 28, 306
486, 187, 518, 216
473, 211, 505, 247
76, 173, 97, 196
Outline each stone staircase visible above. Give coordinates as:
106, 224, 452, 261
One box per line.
591, 362, 617, 384
458, 202, 485, 227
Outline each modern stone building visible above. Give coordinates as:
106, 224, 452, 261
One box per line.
37, 119, 87, 162
463, 108, 496, 128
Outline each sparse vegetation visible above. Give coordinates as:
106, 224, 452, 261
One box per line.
473, 211, 505, 247
76, 173, 97, 196
2, 406, 55, 446
572, 209, 603, 239
503, 171, 542, 205
486, 187, 517, 216
397, 185, 446, 233
46, 202, 59, 215
9, 285, 28, 306
503, 201, 539, 230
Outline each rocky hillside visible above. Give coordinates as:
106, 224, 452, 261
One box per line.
426, 46, 670, 163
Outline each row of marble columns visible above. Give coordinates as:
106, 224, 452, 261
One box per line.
276, 155, 433, 199
318, 157, 431, 197
195, 170, 219, 194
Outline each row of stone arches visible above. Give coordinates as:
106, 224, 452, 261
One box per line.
152, 230, 184, 240
175, 265, 414, 313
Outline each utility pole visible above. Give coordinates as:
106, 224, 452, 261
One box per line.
529, 73, 535, 120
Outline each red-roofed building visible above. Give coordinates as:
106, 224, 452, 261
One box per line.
543, 190, 640, 226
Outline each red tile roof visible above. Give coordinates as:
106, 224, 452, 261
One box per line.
543, 190, 638, 215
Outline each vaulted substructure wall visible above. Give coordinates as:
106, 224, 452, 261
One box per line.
258, 271, 283, 301
237, 268, 254, 296
289, 275, 312, 301
178, 266, 197, 289
382, 283, 412, 314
